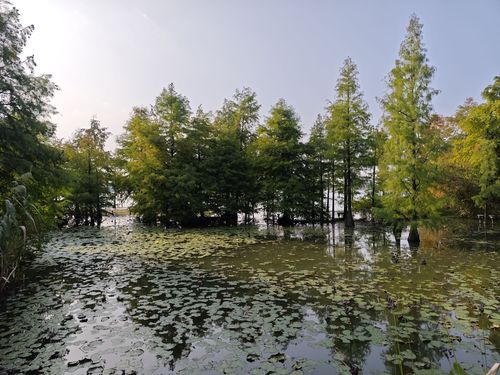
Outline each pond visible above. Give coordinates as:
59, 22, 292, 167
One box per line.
0, 218, 499, 374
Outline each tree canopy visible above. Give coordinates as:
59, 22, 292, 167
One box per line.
378, 15, 442, 244
1, 2, 498, 248
327, 57, 372, 228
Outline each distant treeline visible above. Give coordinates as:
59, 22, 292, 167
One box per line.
0, 0, 499, 289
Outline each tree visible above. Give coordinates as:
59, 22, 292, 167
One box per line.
206, 88, 260, 225
378, 15, 442, 244
152, 84, 199, 225
154, 83, 191, 159
451, 77, 500, 217
327, 57, 371, 227
64, 118, 111, 227
306, 115, 328, 223
255, 99, 305, 225
120, 83, 196, 226
108, 152, 130, 210
366, 127, 385, 222
0, 1, 63, 224
205, 126, 248, 225
118, 107, 164, 223
120, 86, 218, 226
183, 107, 213, 221
219, 87, 260, 151
432, 113, 478, 216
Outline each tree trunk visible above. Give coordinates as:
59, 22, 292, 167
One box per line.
90, 208, 95, 227
75, 203, 81, 226
96, 173, 101, 228
408, 223, 420, 245
331, 160, 335, 223
344, 88, 354, 228
326, 174, 330, 222
319, 158, 324, 224
393, 222, 402, 246
230, 212, 238, 226
371, 162, 376, 223
343, 162, 347, 222
279, 210, 293, 226
409, 173, 420, 244
345, 141, 354, 228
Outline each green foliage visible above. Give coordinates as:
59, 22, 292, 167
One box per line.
151, 85, 201, 225
0, 2, 60, 195
326, 57, 372, 226
118, 107, 163, 223
3, 1, 493, 234
0, 1, 65, 289
120, 85, 204, 225
118, 86, 261, 226
0, 1, 63, 228
305, 115, 329, 222
0, 174, 40, 289
255, 99, 307, 224
451, 78, 500, 215
433, 113, 480, 216
449, 361, 468, 375
378, 15, 443, 239
206, 88, 260, 225
365, 128, 386, 221
63, 118, 112, 227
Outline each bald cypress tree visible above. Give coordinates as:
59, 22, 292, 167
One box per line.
327, 57, 371, 228
379, 15, 442, 244
307, 115, 328, 223
255, 99, 304, 225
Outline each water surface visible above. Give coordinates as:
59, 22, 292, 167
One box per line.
0, 218, 499, 374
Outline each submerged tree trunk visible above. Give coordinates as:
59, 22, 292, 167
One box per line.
408, 223, 420, 245
393, 222, 402, 247
90, 207, 95, 227
408, 174, 420, 245
344, 152, 354, 228
96, 177, 102, 228
229, 212, 238, 226
96, 207, 102, 228
278, 210, 293, 226
74, 203, 80, 226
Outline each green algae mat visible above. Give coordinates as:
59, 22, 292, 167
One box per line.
0, 218, 498, 374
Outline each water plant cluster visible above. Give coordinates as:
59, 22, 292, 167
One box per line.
0, 221, 498, 374
0, 2, 498, 374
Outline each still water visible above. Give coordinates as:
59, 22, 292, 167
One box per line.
0, 218, 498, 374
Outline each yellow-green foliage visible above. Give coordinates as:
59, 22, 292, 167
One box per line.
378, 15, 443, 230
452, 78, 500, 213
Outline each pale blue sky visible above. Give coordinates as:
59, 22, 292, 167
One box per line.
15, 0, 500, 147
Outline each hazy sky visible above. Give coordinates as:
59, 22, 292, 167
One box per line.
15, 0, 500, 148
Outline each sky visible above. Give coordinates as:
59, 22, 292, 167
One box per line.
14, 0, 500, 149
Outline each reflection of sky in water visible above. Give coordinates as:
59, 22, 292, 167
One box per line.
0, 219, 498, 374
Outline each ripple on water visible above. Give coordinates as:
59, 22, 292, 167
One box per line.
0, 220, 499, 374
